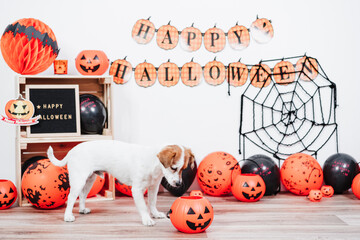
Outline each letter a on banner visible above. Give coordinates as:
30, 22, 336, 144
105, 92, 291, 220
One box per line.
132, 18, 156, 44
180, 25, 202, 52
134, 62, 157, 87
181, 60, 202, 87
158, 61, 180, 87
156, 24, 179, 50
109, 59, 133, 84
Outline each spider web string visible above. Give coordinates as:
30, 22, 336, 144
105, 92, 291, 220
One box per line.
239, 55, 338, 163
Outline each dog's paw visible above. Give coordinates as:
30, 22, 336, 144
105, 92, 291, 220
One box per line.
142, 216, 156, 226
79, 208, 91, 214
151, 211, 166, 219
64, 214, 75, 222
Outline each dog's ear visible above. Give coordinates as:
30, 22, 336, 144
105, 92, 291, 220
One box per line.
157, 145, 181, 168
184, 147, 195, 169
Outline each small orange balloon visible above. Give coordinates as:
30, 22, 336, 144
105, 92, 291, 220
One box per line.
273, 61, 295, 85
204, 27, 226, 53
227, 25, 250, 50
134, 62, 157, 87
132, 19, 155, 44
351, 173, 360, 199
158, 61, 179, 87
156, 24, 179, 50
109, 59, 133, 84
180, 26, 202, 52
296, 56, 318, 81
249, 63, 272, 88
181, 61, 202, 87
227, 62, 249, 87
204, 60, 226, 86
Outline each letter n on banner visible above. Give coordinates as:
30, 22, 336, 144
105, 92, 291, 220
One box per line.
109, 59, 133, 84
132, 19, 156, 44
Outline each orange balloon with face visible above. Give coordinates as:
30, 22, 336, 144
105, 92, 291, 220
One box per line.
321, 185, 334, 197
0, 180, 17, 210
308, 189, 322, 202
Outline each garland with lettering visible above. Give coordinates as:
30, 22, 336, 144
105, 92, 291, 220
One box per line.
109, 55, 319, 92
131, 16, 274, 52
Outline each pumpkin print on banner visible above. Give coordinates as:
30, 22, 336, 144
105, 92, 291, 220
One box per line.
134, 61, 157, 87
273, 60, 296, 85
227, 61, 249, 87
181, 60, 202, 87
156, 24, 179, 50
227, 24, 250, 50
132, 18, 155, 44
296, 56, 319, 81
0, 18, 59, 75
109, 58, 133, 84
0, 180, 17, 210
168, 196, 214, 233
204, 26, 226, 53
5, 95, 34, 120
75, 50, 109, 75
204, 59, 226, 86
249, 63, 272, 88
158, 61, 180, 87
250, 17, 274, 44
180, 26, 202, 52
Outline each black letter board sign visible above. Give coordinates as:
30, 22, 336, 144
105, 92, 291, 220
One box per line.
25, 85, 80, 137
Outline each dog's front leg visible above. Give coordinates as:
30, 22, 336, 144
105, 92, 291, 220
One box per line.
148, 178, 166, 219
132, 186, 155, 226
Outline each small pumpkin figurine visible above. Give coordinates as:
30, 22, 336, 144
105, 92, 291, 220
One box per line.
321, 185, 334, 198
231, 174, 265, 202
308, 189, 323, 202
168, 195, 214, 233
0, 179, 17, 210
190, 190, 203, 197
5, 94, 35, 120
75, 50, 109, 75
53, 60, 68, 74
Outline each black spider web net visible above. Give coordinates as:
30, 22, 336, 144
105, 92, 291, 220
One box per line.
239, 55, 338, 162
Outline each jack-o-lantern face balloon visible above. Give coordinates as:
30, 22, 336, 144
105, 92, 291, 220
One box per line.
75, 50, 109, 75
308, 189, 322, 202
169, 196, 214, 233
321, 185, 334, 197
5, 95, 34, 120
0, 180, 17, 210
231, 174, 265, 202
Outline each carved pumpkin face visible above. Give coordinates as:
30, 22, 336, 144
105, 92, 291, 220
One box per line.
21, 159, 70, 209
231, 174, 265, 202
321, 185, 334, 197
53, 60, 68, 74
5, 95, 34, 120
308, 189, 322, 202
169, 196, 214, 233
0, 180, 17, 210
75, 50, 109, 75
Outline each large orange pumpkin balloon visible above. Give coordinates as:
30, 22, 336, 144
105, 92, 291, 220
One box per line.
168, 196, 214, 233
197, 152, 240, 196
21, 159, 69, 209
87, 175, 105, 198
351, 173, 360, 199
5, 95, 34, 120
75, 50, 109, 75
1, 18, 59, 75
231, 174, 265, 202
0, 179, 17, 210
280, 153, 323, 196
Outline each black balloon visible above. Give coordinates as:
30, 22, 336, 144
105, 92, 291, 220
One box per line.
241, 154, 280, 196
21, 156, 47, 176
161, 161, 197, 197
323, 153, 359, 194
80, 94, 107, 134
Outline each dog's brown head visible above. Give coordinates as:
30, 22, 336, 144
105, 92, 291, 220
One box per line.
157, 145, 195, 187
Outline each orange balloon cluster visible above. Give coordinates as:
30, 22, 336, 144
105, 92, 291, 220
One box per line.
1, 18, 59, 75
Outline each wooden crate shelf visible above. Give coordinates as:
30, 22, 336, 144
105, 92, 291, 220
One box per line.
15, 75, 115, 206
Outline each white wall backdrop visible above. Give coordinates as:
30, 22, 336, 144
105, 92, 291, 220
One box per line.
0, 0, 359, 188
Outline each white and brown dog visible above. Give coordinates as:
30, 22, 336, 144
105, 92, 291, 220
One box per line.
47, 140, 194, 226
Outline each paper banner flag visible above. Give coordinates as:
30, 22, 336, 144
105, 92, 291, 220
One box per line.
250, 63, 272, 88
181, 61, 202, 87
227, 25, 250, 50
156, 24, 179, 50
134, 62, 157, 87
180, 26, 202, 52
204, 59, 226, 86
227, 61, 249, 87
132, 18, 156, 44
110, 59, 133, 84
296, 56, 318, 81
273, 60, 296, 85
250, 18, 274, 44
204, 26, 226, 53
158, 61, 180, 87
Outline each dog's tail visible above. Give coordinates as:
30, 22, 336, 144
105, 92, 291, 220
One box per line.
47, 146, 68, 167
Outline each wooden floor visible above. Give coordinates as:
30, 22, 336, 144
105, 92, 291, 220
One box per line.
1, 192, 360, 239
